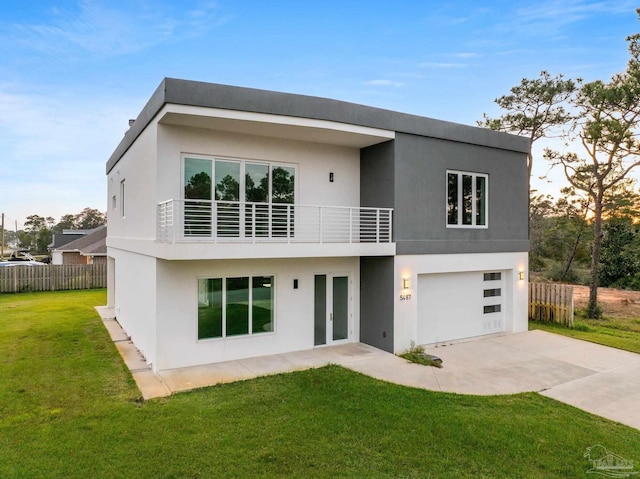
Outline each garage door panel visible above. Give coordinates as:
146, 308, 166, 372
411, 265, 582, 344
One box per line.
418, 271, 504, 345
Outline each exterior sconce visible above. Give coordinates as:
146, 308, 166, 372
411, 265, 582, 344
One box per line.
400, 277, 411, 301
518, 271, 525, 281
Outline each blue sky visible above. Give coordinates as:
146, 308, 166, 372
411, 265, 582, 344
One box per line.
0, 0, 638, 228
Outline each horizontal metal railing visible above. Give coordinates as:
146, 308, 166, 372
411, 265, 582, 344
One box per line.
157, 199, 393, 244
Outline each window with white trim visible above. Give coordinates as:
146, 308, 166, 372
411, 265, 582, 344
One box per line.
197, 275, 274, 339
447, 171, 487, 227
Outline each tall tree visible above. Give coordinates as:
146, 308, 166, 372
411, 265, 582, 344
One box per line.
23, 215, 46, 251
53, 214, 77, 233
544, 33, 640, 317
22, 214, 53, 254
74, 208, 106, 230
479, 71, 577, 193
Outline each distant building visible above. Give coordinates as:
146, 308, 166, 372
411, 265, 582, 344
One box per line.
50, 226, 107, 265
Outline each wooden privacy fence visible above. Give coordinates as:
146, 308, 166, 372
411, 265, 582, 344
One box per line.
0, 264, 107, 293
529, 282, 574, 327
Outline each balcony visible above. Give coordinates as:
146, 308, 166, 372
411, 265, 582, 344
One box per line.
158, 199, 393, 243
155, 199, 394, 260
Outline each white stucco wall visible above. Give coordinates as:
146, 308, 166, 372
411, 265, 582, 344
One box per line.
393, 252, 528, 353
109, 247, 157, 367
107, 123, 158, 241
156, 125, 361, 209
154, 256, 360, 371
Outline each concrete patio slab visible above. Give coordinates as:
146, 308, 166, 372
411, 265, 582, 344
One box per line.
132, 370, 171, 400
160, 361, 257, 393
95, 307, 640, 431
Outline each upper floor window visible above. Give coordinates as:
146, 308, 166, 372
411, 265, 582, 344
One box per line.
183, 155, 296, 238
120, 179, 126, 218
447, 171, 487, 228
184, 156, 295, 205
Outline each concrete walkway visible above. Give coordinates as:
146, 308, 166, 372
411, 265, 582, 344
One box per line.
95, 307, 640, 430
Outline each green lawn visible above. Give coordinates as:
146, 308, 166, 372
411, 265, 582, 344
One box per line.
1, 290, 639, 478
530, 314, 640, 354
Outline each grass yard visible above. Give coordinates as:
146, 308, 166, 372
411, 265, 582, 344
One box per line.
530, 285, 640, 354
1, 290, 639, 478
530, 315, 640, 354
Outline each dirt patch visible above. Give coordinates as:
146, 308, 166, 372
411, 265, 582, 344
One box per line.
573, 285, 640, 318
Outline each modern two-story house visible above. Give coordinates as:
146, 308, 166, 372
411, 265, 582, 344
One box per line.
106, 78, 529, 373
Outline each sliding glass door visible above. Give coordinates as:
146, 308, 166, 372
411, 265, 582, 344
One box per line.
184, 156, 295, 239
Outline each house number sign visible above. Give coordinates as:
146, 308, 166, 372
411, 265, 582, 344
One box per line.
400, 294, 412, 301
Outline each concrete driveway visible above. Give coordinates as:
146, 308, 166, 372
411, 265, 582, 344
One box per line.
348, 330, 640, 430
96, 308, 640, 431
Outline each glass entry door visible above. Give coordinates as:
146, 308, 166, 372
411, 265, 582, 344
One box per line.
314, 274, 349, 346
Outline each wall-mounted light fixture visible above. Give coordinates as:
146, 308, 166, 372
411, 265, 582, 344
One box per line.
400, 277, 412, 301
518, 271, 525, 281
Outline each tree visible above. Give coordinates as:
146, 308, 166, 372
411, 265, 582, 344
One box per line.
479, 71, 577, 193
53, 214, 78, 233
271, 167, 294, 204
23, 215, 46, 252
599, 216, 640, 288
544, 35, 640, 317
185, 172, 212, 200
529, 189, 593, 281
21, 214, 55, 254
215, 175, 239, 201
74, 208, 106, 230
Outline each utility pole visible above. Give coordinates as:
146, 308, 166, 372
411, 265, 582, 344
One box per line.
1, 213, 4, 260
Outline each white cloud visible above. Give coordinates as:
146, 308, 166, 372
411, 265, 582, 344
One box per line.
4, 0, 228, 59
419, 62, 468, 69
500, 0, 636, 36
364, 79, 405, 87
452, 52, 481, 59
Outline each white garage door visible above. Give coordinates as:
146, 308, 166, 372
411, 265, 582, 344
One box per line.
417, 271, 505, 345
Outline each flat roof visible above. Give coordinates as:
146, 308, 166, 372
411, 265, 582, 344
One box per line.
106, 78, 530, 173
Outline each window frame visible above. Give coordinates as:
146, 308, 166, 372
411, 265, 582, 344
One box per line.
446, 170, 488, 229
196, 274, 276, 341
182, 153, 298, 207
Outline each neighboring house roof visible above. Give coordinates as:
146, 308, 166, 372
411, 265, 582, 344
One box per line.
48, 233, 86, 250
54, 226, 107, 256
48, 229, 97, 250
107, 78, 531, 173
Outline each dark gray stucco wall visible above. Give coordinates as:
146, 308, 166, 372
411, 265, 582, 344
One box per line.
361, 140, 395, 209
360, 257, 394, 352
393, 133, 529, 255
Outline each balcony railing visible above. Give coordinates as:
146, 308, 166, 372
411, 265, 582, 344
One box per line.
157, 199, 393, 244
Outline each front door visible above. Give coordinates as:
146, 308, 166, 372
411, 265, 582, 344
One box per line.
314, 274, 349, 346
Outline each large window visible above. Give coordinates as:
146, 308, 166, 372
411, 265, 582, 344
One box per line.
197, 275, 274, 340
447, 171, 487, 228
184, 156, 295, 237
